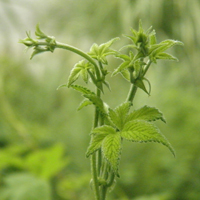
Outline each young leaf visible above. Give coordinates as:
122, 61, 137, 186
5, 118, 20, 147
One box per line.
92, 125, 116, 135
120, 69, 130, 81
112, 52, 134, 76
83, 94, 107, 116
112, 61, 131, 76
149, 39, 183, 60
70, 85, 95, 95
67, 60, 91, 87
35, 24, 47, 39
56, 84, 67, 90
86, 125, 116, 157
77, 99, 93, 111
121, 120, 175, 156
102, 133, 121, 177
88, 37, 119, 64
126, 105, 166, 123
155, 52, 179, 61
109, 102, 131, 130
86, 133, 108, 157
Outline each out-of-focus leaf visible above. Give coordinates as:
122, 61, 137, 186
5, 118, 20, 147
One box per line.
1, 173, 51, 200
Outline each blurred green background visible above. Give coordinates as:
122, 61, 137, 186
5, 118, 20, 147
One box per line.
0, 0, 199, 199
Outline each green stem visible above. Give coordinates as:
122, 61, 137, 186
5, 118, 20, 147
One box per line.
126, 60, 152, 103
143, 60, 152, 76
91, 88, 101, 200
126, 84, 137, 103
33, 40, 101, 79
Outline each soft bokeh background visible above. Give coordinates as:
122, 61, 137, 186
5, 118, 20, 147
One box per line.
0, 0, 199, 199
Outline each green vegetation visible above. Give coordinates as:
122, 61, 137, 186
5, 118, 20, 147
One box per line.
0, 0, 199, 200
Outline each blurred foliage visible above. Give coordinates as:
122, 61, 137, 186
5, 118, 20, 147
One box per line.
0, 0, 200, 199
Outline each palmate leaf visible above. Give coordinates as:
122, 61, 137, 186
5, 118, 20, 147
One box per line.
121, 120, 175, 156
126, 105, 166, 123
149, 39, 183, 63
88, 37, 119, 64
67, 60, 92, 87
102, 132, 121, 177
109, 102, 131, 130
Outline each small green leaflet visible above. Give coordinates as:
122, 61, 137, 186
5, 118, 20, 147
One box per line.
86, 125, 116, 157
83, 94, 107, 116
155, 52, 179, 61
102, 133, 121, 177
70, 85, 95, 95
149, 39, 183, 63
109, 102, 131, 130
86, 125, 121, 177
86, 126, 111, 157
121, 120, 175, 156
35, 24, 47, 39
126, 105, 166, 123
88, 37, 120, 64
112, 52, 134, 76
77, 99, 93, 111
67, 60, 92, 87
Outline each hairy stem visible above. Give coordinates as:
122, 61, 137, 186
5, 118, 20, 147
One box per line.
126, 84, 138, 103
91, 88, 101, 200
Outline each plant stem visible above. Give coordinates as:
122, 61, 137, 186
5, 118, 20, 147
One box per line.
126, 60, 152, 103
143, 60, 152, 76
91, 88, 101, 200
126, 84, 138, 103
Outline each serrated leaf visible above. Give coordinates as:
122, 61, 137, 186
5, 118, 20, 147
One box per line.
126, 105, 166, 123
121, 120, 175, 156
102, 133, 121, 177
83, 94, 107, 116
67, 66, 82, 87
67, 60, 91, 87
70, 85, 95, 95
77, 99, 93, 111
109, 102, 131, 130
86, 132, 108, 157
92, 125, 116, 135
155, 52, 179, 61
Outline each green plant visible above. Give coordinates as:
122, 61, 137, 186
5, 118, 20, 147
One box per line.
20, 21, 183, 200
